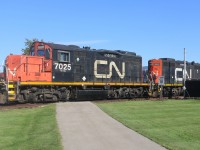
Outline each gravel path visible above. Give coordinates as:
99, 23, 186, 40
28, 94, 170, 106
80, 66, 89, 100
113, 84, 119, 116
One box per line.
56, 102, 167, 150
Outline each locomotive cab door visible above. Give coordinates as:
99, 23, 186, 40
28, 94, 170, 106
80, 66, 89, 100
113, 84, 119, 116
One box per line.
44, 48, 52, 72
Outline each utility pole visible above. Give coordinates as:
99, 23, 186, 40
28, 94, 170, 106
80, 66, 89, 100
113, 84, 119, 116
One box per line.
183, 48, 186, 98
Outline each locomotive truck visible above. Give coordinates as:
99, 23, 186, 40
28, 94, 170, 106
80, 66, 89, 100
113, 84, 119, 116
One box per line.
0, 41, 200, 104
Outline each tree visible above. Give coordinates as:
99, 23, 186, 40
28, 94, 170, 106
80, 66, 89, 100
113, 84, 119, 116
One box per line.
21, 38, 43, 55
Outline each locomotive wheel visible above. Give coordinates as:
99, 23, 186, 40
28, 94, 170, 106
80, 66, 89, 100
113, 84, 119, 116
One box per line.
172, 88, 179, 97
128, 93, 135, 99
114, 91, 119, 99
52, 95, 58, 102
17, 94, 26, 103
63, 90, 70, 102
66, 91, 70, 100
0, 91, 8, 104
33, 95, 39, 103
127, 90, 135, 98
152, 91, 158, 98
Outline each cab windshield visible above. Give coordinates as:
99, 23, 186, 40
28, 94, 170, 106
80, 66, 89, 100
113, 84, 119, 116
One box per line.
37, 50, 45, 56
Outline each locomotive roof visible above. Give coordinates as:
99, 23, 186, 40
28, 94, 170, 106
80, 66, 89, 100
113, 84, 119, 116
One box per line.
160, 58, 175, 61
46, 42, 140, 57
47, 43, 81, 51
97, 49, 137, 56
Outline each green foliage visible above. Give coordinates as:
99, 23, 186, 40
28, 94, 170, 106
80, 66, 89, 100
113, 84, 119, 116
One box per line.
97, 100, 200, 150
0, 104, 62, 150
21, 38, 43, 55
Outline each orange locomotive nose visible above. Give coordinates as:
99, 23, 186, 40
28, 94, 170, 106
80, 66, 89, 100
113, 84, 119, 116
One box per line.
148, 59, 162, 84
5, 55, 52, 82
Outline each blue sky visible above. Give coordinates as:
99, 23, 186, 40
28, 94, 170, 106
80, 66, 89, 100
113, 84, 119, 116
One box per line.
0, 0, 200, 71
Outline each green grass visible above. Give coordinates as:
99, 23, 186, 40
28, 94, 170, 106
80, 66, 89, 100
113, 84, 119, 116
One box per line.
0, 104, 62, 150
96, 100, 200, 150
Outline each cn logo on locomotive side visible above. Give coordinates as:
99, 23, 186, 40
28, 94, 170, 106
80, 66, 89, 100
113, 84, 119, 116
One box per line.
175, 68, 192, 82
94, 60, 125, 79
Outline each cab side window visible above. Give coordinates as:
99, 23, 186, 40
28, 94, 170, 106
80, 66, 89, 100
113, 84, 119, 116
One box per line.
45, 48, 50, 59
58, 51, 70, 62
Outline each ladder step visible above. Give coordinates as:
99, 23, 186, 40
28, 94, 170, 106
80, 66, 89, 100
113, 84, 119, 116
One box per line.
7, 81, 16, 101
8, 91, 15, 94
8, 96, 15, 101
8, 84, 14, 88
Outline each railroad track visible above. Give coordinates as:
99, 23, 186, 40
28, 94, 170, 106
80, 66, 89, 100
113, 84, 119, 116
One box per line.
0, 103, 47, 110
0, 96, 190, 110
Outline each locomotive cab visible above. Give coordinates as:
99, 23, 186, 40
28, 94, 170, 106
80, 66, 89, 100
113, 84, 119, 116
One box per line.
30, 42, 52, 72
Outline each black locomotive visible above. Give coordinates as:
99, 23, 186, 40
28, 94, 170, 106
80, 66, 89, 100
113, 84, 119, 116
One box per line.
50, 43, 145, 100
148, 58, 200, 97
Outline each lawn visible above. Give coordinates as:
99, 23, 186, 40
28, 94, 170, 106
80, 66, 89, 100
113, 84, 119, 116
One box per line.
0, 104, 62, 150
96, 100, 200, 150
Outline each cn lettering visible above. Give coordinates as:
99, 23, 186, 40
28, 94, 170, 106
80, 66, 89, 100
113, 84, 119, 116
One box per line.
94, 60, 125, 79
